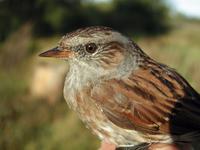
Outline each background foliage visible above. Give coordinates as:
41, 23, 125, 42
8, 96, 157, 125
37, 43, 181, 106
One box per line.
0, 0, 200, 150
0, 0, 170, 41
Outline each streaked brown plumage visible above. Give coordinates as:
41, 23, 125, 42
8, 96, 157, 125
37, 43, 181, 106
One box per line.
39, 26, 200, 149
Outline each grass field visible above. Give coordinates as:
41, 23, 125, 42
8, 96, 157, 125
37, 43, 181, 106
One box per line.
0, 20, 200, 150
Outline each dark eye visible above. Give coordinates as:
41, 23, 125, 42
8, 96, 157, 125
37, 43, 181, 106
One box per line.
85, 43, 97, 53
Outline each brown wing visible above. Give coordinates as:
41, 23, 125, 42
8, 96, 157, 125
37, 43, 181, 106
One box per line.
91, 61, 200, 135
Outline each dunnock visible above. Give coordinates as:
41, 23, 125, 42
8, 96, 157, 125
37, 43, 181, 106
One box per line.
39, 26, 200, 149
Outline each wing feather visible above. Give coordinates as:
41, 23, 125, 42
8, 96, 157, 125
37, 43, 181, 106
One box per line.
91, 63, 200, 135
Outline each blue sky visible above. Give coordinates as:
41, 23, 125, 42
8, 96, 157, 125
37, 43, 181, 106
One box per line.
94, 0, 200, 18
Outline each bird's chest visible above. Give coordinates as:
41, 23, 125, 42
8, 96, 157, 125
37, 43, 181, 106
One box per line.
63, 70, 111, 140
64, 83, 145, 146
63, 64, 145, 145
65, 83, 112, 138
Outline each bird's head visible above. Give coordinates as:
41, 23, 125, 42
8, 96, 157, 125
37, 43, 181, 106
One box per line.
39, 26, 142, 79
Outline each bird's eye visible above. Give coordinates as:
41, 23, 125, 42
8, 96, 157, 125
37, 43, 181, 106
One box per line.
85, 43, 97, 53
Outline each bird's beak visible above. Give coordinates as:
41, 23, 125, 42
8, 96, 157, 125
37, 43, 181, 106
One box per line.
39, 47, 74, 58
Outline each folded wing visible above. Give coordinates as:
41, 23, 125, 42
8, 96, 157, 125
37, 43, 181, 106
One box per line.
91, 61, 200, 136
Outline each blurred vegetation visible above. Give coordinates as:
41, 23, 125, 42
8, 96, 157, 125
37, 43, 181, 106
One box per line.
0, 0, 170, 41
0, 0, 200, 150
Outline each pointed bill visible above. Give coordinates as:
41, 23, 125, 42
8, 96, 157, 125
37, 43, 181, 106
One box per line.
39, 47, 74, 58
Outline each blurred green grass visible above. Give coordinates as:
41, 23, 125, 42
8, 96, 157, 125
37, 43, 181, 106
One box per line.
0, 20, 200, 150
138, 20, 200, 90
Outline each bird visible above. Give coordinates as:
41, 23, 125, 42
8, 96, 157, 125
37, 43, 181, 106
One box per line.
39, 26, 200, 150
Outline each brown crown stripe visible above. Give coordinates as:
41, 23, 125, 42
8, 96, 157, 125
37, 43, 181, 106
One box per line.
64, 26, 113, 39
